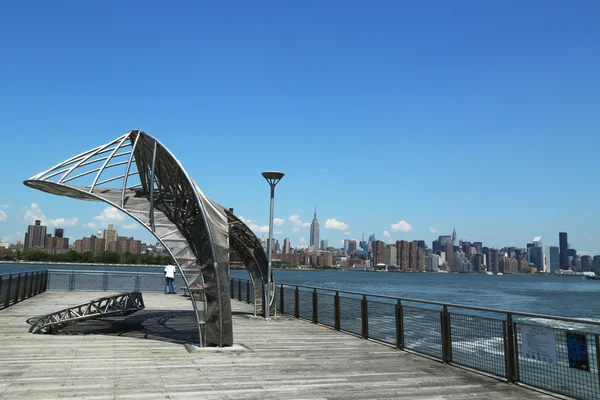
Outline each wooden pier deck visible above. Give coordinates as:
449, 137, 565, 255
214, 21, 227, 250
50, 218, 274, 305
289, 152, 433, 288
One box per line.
0, 291, 560, 399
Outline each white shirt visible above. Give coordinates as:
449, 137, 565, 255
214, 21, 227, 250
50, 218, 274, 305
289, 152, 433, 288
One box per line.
164, 265, 177, 279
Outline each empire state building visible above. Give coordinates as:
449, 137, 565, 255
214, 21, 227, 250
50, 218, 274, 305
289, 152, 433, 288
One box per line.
310, 208, 320, 249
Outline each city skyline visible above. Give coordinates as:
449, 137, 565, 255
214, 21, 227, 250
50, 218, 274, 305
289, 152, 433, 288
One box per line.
0, 2, 599, 254
1, 212, 594, 261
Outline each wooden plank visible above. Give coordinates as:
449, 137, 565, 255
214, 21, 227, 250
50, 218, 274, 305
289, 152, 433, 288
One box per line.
0, 292, 555, 399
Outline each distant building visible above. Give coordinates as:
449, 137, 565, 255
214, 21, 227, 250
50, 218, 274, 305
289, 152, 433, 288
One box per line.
45, 236, 69, 254
274, 240, 281, 254
593, 256, 600, 274
416, 247, 424, 271
318, 251, 333, 267
309, 209, 320, 249
372, 240, 385, 266
383, 244, 396, 267
283, 238, 291, 254
426, 254, 440, 272
24, 220, 47, 249
488, 248, 500, 273
581, 255, 592, 272
54, 228, 64, 238
320, 239, 328, 250
432, 239, 441, 253
559, 232, 568, 270
104, 224, 118, 251
529, 237, 544, 271
347, 240, 357, 254
451, 227, 458, 247
472, 253, 483, 272
445, 241, 454, 271
359, 234, 368, 252
439, 235, 452, 247
396, 240, 409, 271
472, 242, 483, 254
547, 246, 560, 273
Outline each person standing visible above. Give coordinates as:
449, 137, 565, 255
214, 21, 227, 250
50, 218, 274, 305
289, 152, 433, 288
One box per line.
164, 264, 177, 294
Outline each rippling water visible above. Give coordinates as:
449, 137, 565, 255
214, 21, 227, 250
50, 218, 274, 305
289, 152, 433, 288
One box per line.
2, 263, 598, 319
232, 269, 600, 319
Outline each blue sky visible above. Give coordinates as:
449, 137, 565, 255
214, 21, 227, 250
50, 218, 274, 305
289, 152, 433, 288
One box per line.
0, 1, 599, 254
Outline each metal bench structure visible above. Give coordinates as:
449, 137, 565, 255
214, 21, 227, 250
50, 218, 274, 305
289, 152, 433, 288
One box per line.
27, 292, 145, 334
24, 129, 274, 347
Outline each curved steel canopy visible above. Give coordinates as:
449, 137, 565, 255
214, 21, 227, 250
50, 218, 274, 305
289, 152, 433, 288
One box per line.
24, 129, 275, 346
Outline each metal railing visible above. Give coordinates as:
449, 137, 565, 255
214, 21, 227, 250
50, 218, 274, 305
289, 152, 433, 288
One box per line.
230, 277, 600, 400
47, 270, 186, 293
0, 270, 48, 309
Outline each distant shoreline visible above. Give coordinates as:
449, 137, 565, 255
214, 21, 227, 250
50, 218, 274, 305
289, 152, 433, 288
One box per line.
0, 261, 165, 268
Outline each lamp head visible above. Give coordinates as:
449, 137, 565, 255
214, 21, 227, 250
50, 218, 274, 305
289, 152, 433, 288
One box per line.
262, 171, 284, 186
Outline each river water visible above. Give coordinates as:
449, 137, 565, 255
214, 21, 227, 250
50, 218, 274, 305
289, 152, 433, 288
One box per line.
2, 263, 598, 319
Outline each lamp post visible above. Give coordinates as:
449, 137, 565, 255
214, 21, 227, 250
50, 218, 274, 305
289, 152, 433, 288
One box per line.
262, 171, 284, 320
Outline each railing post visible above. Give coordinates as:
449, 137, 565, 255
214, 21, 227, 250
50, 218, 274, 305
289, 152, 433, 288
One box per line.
31, 273, 38, 296
312, 289, 318, 324
230, 279, 234, 299
237, 279, 241, 301
334, 291, 340, 331
441, 305, 452, 363
43, 270, 48, 292
246, 280, 250, 304
446, 307, 452, 362
504, 313, 516, 383
37, 272, 42, 294
24, 273, 30, 299
396, 300, 404, 350
3, 275, 12, 307
69, 272, 75, 291
361, 295, 368, 339
103, 273, 109, 291
14, 274, 22, 304
0, 276, 3, 305
28, 273, 34, 298
294, 286, 299, 319
512, 317, 520, 382
595, 335, 600, 389
279, 285, 284, 314
134, 274, 140, 292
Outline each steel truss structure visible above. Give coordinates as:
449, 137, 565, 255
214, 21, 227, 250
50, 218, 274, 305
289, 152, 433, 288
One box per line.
27, 292, 145, 334
24, 130, 274, 347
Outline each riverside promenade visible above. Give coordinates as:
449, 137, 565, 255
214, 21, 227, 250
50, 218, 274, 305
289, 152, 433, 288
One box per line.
0, 292, 558, 399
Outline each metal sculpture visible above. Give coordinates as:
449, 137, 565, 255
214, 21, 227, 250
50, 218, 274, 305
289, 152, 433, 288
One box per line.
27, 292, 145, 333
24, 130, 275, 347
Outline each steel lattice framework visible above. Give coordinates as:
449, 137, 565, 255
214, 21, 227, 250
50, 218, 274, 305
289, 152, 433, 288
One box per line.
24, 129, 274, 347
27, 292, 145, 334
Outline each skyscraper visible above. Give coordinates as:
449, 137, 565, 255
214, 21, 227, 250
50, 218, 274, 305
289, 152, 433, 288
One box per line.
451, 226, 458, 246
359, 233, 368, 252
445, 241, 454, 271
347, 240, 357, 254
559, 232, 568, 270
283, 238, 291, 254
439, 235, 452, 247
309, 208, 320, 249
432, 239, 440, 253
547, 246, 560, 273
372, 240, 385, 266
54, 228, 64, 238
24, 220, 47, 249
320, 239, 328, 250
104, 224, 118, 250
581, 256, 592, 272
